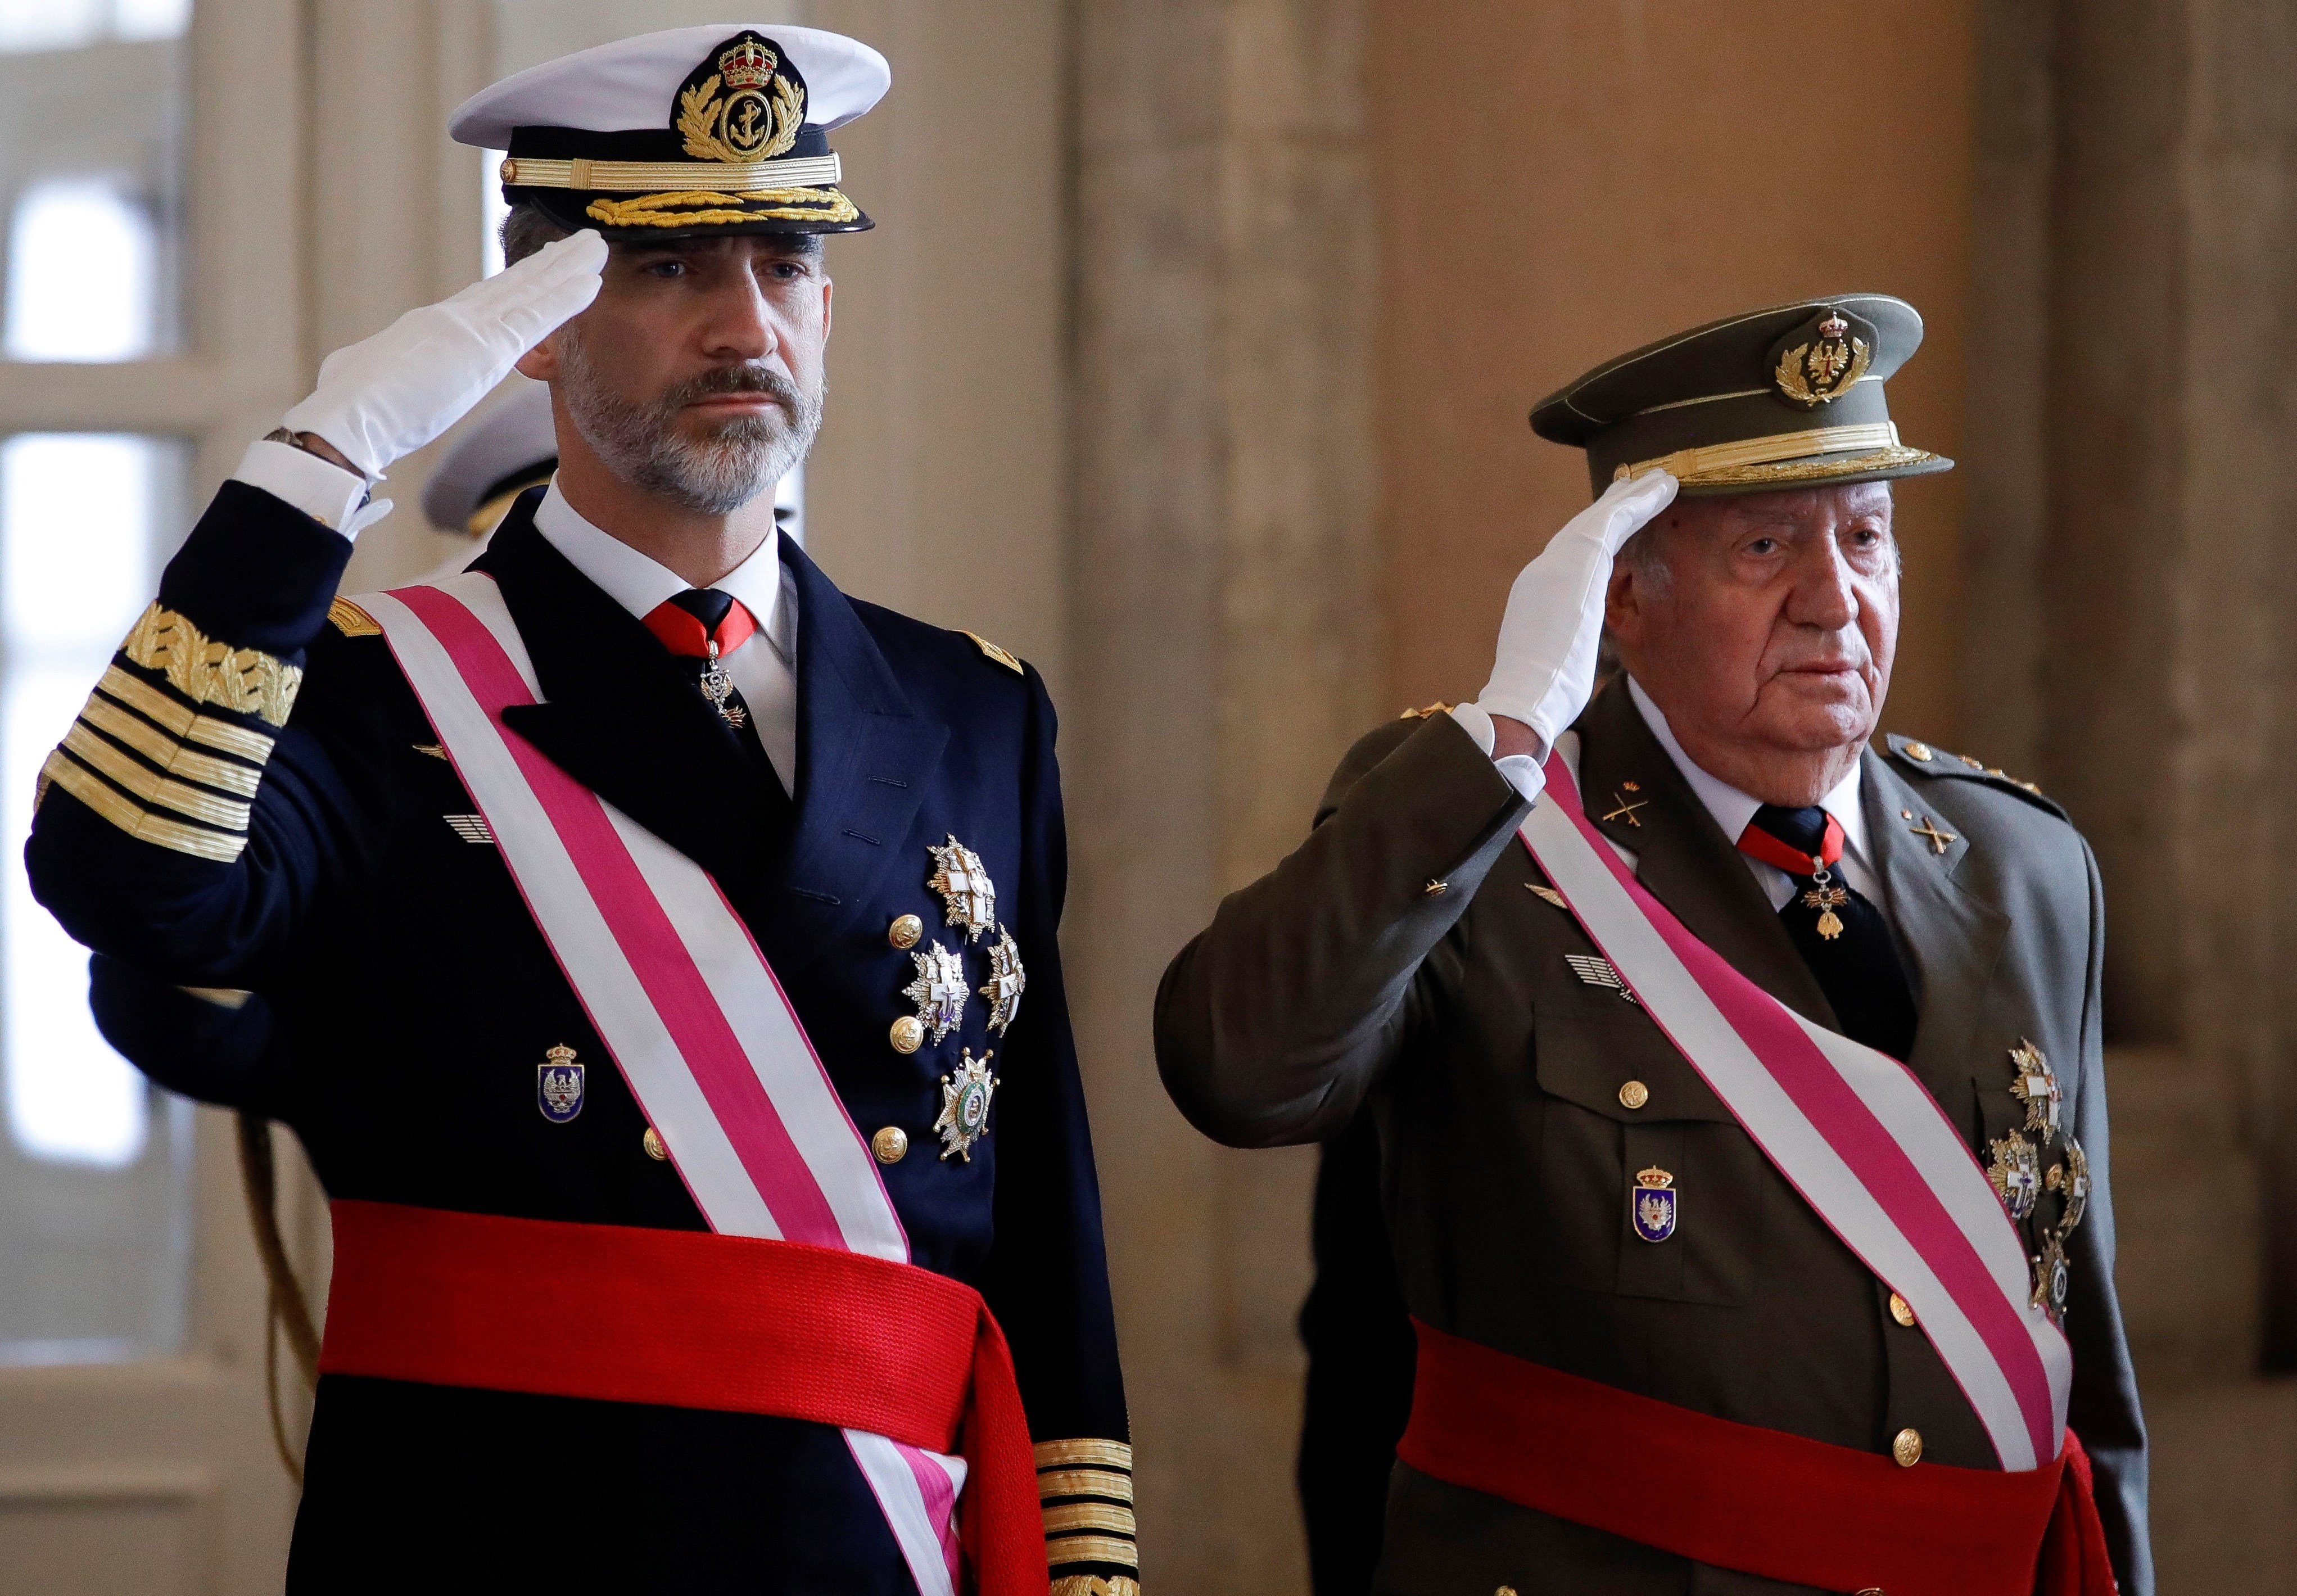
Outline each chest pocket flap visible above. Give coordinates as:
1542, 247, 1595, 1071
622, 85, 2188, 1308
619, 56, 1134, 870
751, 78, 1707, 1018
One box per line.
1534, 1007, 1738, 1124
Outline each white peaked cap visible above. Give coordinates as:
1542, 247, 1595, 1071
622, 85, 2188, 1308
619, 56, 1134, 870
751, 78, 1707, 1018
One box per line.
449, 24, 890, 148
420, 381, 558, 535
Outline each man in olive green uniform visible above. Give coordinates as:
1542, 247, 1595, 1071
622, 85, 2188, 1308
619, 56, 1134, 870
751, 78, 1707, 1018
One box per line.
1157, 296, 2149, 1595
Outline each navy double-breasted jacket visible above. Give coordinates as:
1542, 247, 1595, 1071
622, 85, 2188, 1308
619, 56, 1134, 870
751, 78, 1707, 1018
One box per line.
30, 481, 1134, 1594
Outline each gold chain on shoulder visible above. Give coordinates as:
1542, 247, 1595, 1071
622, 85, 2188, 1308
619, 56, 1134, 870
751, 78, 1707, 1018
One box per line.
119, 602, 304, 726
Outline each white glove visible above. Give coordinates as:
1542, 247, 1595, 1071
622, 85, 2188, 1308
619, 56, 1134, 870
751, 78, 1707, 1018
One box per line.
1467, 469, 1680, 752
282, 230, 607, 477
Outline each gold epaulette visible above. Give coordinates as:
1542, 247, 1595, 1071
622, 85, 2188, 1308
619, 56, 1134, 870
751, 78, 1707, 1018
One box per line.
961, 630, 1024, 674
1888, 736, 2050, 799
1038, 1439, 1137, 1580
329, 596, 382, 638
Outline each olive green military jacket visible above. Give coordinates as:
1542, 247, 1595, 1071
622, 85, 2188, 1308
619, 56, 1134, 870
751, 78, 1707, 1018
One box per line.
1155, 676, 2150, 1596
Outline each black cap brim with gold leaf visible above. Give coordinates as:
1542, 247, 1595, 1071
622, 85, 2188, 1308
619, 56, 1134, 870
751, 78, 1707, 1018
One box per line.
1529, 294, 1954, 499
449, 25, 889, 241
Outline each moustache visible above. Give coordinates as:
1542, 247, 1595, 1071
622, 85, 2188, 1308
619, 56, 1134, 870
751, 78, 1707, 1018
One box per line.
662, 365, 804, 413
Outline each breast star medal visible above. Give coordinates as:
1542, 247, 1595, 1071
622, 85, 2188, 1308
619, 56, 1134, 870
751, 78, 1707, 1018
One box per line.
2007, 1039, 2062, 1142
2032, 1231, 2071, 1323
1988, 1128, 2042, 1221
978, 925, 1026, 1035
935, 1047, 998, 1161
537, 1043, 585, 1123
2056, 1135, 2090, 1237
1630, 1166, 1678, 1243
926, 835, 996, 942
1800, 869, 1851, 941
698, 640, 748, 729
902, 942, 968, 1044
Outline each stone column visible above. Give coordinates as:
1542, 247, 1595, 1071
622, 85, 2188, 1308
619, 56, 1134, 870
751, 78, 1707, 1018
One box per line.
1963, 1, 2297, 1583
1070, 0, 1378, 1587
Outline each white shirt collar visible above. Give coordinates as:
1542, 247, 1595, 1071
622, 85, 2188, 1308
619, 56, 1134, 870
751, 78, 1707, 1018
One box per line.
1626, 675, 1868, 860
531, 486, 792, 661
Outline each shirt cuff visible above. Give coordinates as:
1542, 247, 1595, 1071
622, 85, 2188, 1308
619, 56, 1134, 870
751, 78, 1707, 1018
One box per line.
231, 440, 369, 535
1449, 701, 1496, 755
1493, 752, 1547, 806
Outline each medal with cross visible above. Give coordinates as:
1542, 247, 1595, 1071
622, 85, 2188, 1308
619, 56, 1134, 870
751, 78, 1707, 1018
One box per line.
698, 639, 747, 729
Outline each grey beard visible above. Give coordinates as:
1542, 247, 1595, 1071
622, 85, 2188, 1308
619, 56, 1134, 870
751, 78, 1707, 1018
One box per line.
555, 334, 823, 515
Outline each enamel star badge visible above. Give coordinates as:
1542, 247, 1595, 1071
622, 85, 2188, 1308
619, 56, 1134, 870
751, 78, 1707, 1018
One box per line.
978, 925, 1026, 1035
935, 1048, 999, 1161
2033, 1231, 2071, 1323
1988, 1128, 2042, 1221
927, 835, 997, 942
902, 942, 968, 1045
2008, 1039, 2062, 1143
2056, 1134, 2090, 1238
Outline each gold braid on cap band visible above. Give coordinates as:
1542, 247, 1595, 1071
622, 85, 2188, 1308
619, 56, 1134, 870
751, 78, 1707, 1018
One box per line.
584, 188, 860, 229
1612, 422, 1905, 484
501, 152, 842, 193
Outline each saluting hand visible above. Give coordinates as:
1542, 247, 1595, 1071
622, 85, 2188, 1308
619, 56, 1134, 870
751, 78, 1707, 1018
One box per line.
280, 229, 608, 479
1470, 469, 1679, 761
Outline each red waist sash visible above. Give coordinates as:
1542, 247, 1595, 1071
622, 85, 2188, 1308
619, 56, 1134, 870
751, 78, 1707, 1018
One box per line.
317, 1200, 1047, 1595
1398, 1319, 2115, 1596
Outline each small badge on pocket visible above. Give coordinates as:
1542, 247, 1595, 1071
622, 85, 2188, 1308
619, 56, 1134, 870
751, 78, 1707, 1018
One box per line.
538, 1043, 585, 1123
1632, 1165, 1678, 1243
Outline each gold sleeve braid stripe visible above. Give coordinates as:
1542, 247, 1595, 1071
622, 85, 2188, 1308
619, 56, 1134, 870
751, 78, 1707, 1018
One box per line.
1034, 1439, 1132, 1472
1050, 1579, 1141, 1596
1038, 1467, 1132, 1503
98, 667, 277, 765
61, 724, 252, 831
1043, 1502, 1135, 1538
77, 693, 263, 798
1046, 1535, 1138, 1570
119, 602, 304, 727
40, 750, 247, 862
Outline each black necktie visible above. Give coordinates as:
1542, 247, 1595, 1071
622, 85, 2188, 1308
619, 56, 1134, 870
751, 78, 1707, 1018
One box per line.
649, 588, 786, 803
1737, 804, 1918, 1061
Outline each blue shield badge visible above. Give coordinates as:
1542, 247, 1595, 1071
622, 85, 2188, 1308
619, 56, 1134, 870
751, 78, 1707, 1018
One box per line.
538, 1044, 585, 1123
1631, 1166, 1677, 1244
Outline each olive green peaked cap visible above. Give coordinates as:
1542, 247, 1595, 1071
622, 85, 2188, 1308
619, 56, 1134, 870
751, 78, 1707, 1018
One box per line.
1529, 293, 1954, 498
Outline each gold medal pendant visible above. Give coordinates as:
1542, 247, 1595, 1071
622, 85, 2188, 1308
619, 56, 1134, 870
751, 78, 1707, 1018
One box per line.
698, 640, 747, 729
1800, 869, 1850, 941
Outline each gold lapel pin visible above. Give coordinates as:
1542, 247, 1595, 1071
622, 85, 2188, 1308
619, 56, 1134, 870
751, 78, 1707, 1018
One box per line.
1907, 815, 1957, 856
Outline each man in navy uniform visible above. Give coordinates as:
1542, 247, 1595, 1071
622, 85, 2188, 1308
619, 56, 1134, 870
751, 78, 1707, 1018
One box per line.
31, 26, 1134, 1595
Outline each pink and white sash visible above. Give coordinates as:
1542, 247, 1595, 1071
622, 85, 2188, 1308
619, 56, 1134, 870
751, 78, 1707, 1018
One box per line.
1522, 752, 2073, 1472
360, 575, 965, 1595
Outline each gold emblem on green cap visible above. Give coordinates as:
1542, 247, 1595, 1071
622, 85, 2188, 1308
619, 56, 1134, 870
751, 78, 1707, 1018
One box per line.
1772, 309, 1873, 408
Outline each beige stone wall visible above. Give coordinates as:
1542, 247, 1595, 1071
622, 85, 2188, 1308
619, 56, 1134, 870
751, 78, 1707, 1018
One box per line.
1070, 0, 1380, 1588
1372, 2, 1981, 745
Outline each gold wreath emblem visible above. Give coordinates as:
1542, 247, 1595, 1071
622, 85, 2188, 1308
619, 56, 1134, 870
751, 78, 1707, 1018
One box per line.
1773, 333, 1872, 407
678, 71, 804, 164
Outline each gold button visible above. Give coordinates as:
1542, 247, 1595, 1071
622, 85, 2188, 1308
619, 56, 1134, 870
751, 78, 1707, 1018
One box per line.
642, 1127, 667, 1161
1496, 1587, 1520, 1596
890, 1015, 925, 1054
872, 1125, 909, 1164
889, 914, 924, 950
1855, 1588, 1885, 1595
1618, 1080, 1649, 1110
1423, 878, 1449, 897
1891, 1428, 1923, 1467
1903, 742, 1933, 762
1889, 1292, 1917, 1328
